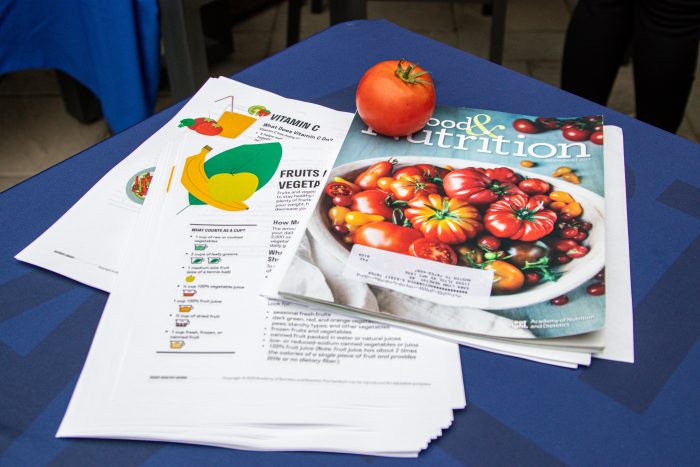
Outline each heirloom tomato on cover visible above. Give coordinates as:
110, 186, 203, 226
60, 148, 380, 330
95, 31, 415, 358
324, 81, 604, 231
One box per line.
354, 160, 395, 190
356, 60, 435, 137
353, 222, 424, 254
325, 180, 358, 198
443, 168, 523, 206
483, 167, 521, 185
389, 174, 439, 201
408, 239, 458, 265
484, 194, 557, 241
518, 178, 550, 195
393, 164, 450, 182
485, 260, 525, 294
376, 177, 395, 192
350, 190, 395, 219
404, 194, 482, 244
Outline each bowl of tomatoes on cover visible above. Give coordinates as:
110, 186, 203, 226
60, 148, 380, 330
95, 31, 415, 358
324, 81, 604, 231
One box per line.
307, 157, 605, 310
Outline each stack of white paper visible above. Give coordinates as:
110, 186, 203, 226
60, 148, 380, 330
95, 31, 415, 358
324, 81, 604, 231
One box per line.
25, 78, 465, 456
17, 80, 633, 371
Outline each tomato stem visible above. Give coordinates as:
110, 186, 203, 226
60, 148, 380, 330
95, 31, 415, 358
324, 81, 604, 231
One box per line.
385, 193, 408, 209
395, 59, 433, 85
522, 257, 562, 283
512, 202, 543, 222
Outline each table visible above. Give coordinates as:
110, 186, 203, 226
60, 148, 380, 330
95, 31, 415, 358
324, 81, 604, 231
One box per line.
2, 20, 699, 466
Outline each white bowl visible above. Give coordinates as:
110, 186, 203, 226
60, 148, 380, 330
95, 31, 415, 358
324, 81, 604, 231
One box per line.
308, 156, 605, 310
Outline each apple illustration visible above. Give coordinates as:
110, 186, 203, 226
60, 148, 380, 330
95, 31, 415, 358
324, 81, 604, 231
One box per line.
207, 172, 259, 202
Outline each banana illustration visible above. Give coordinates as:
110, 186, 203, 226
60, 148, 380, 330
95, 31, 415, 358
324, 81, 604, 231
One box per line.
181, 145, 249, 211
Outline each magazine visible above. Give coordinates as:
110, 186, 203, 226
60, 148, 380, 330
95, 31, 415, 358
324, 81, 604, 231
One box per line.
278, 106, 607, 340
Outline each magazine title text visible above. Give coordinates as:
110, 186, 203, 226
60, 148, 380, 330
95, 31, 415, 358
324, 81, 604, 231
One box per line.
361, 113, 592, 159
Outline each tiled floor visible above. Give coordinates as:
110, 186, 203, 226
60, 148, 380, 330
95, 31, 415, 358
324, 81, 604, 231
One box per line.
1, 0, 698, 192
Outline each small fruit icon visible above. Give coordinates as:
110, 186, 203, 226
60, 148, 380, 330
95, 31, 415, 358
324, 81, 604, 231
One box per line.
185, 275, 195, 283
179, 117, 223, 136
207, 172, 259, 202
247, 105, 270, 116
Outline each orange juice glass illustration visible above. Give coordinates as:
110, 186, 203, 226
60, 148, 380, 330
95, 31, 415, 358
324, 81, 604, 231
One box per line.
179, 305, 193, 313
217, 111, 256, 138
170, 340, 185, 349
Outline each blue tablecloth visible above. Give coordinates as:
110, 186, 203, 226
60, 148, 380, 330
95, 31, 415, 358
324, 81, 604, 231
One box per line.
0, 0, 159, 132
1, 19, 699, 466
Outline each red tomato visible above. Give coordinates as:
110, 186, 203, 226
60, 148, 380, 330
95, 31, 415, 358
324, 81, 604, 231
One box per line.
485, 260, 525, 294
567, 245, 589, 258
390, 174, 439, 201
525, 272, 541, 286
551, 238, 579, 252
535, 117, 560, 130
555, 255, 572, 264
550, 295, 569, 305
484, 194, 557, 241
562, 126, 592, 141
513, 118, 540, 134
443, 168, 523, 206
587, 282, 605, 296
354, 160, 395, 190
350, 190, 394, 219
404, 194, 483, 244
193, 118, 223, 136
356, 60, 435, 137
484, 167, 521, 185
354, 222, 424, 254
590, 130, 604, 145
477, 235, 501, 251
325, 181, 359, 198
530, 194, 551, 207
332, 195, 352, 207
409, 239, 458, 265
518, 178, 550, 195
560, 226, 579, 239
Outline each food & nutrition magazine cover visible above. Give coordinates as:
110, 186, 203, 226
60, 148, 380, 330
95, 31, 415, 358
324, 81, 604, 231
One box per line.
279, 106, 606, 340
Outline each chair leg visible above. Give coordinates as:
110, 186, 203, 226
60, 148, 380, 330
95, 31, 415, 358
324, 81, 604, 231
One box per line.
287, 0, 302, 46
56, 71, 102, 124
160, 0, 211, 101
201, 0, 234, 57
329, 0, 367, 24
489, 0, 507, 64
